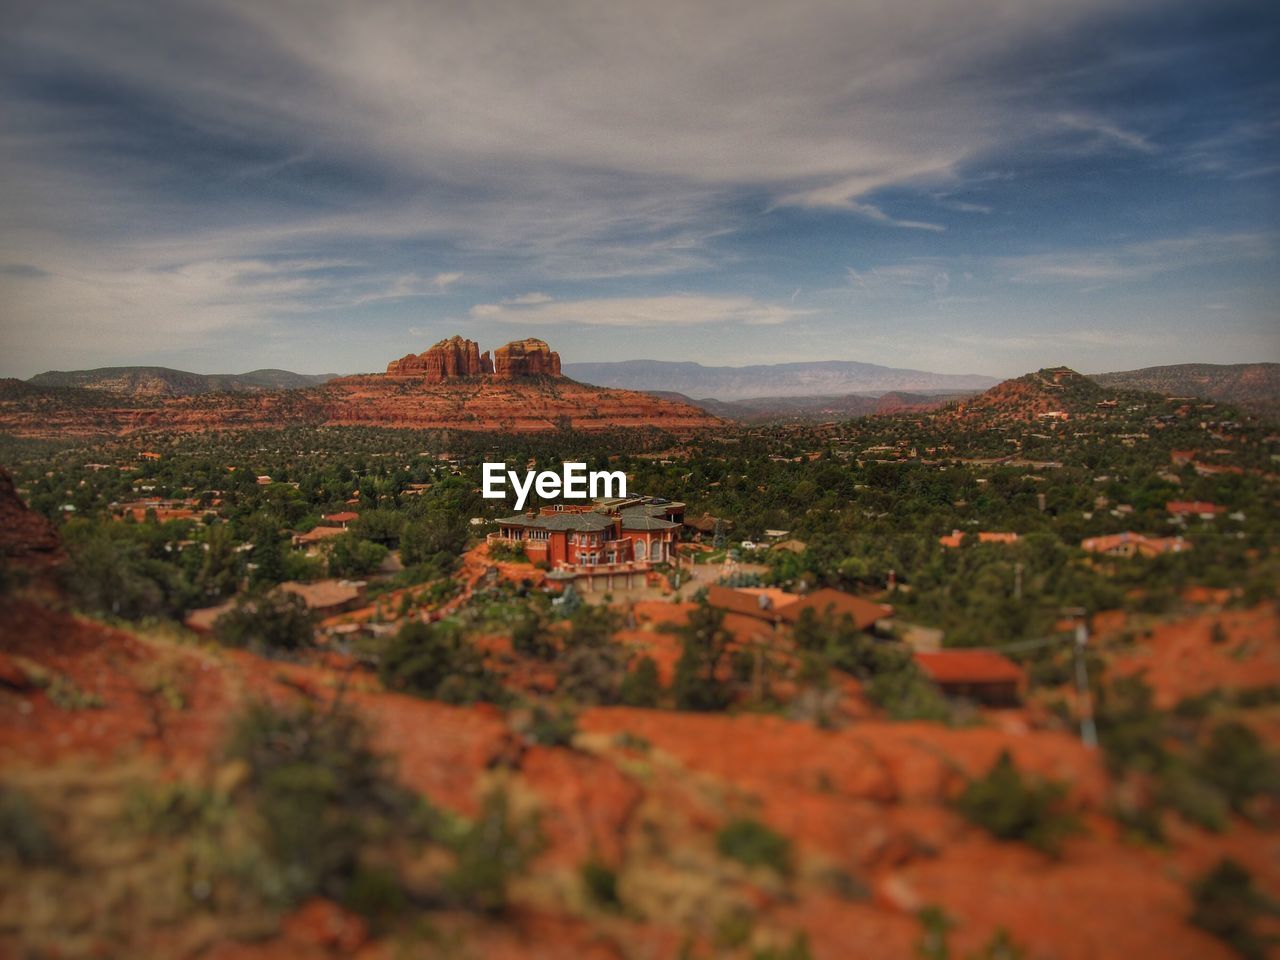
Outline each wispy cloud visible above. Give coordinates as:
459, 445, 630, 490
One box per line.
470, 294, 809, 328
998, 233, 1274, 286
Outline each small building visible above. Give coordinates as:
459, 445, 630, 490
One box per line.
1166, 501, 1225, 520
777, 587, 893, 632
321, 511, 360, 528
292, 525, 348, 550
914, 650, 1024, 706
1081, 532, 1191, 558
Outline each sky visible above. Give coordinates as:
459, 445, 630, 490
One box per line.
0, 0, 1277, 379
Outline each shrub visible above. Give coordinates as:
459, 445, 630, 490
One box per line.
672, 601, 734, 712
580, 859, 621, 910
620, 655, 662, 708
1197, 721, 1279, 815
379, 621, 504, 705
214, 590, 315, 651
328, 533, 388, 578
1190, 859, 1271, 960
955, 750, 1080, 856
716, 817, 791, 875
445, 789, 539, 913
511, 609, 557, 660
225, 699, 430, 916
525, 702, 578, 746
0, 787, 58, 866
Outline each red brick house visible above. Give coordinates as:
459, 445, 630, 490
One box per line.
490, 498, 683, 571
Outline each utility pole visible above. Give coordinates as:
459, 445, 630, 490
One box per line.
1074, 621, 1098, 749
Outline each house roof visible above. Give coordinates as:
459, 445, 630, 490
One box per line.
295, 525, 348, 543
322, 511, 360, 523
914, 650, 1023, 685
620, 513, 679, 531
280, 579, 363, 610
777, 588, 893, 631
705, 584, 795, 621
1166, 501, 1224, 515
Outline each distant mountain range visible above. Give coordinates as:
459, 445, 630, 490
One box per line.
28, 366, 339, 396
561, 359, 999, 401
1089, 363, 1279, 417
648, 390, 971, 422
18, 359, 1279, 420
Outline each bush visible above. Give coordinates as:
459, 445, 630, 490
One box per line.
0, 787, 58, 866
214, 590, 315, 651
580, 859, 621, 910
1190, 859, 1272, 960
621, 655, 662, 707
511, 609, 557, 660
379, 621, 504, 704
328, 533, 388, 578
525, 702, 578, 746
955, 750, 1080, 856
225, 699, 430, 916
1197, 721, 1279, 815
672, 601, 734, 712
445, 789, 539, 913
716, 817, 791, 875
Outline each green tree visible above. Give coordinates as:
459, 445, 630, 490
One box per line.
672, 601, 734, 711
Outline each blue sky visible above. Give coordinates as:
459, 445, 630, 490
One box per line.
0, 0, 1276, 378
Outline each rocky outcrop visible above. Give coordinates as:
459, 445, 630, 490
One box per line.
0, 466, 65, 578
386, 336, 488, 378
491, 338, 561, 378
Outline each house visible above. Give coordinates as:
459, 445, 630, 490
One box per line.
777, 587, 893, 632
769, 538, 807, 555
683, 513, 729, 540
1081, 532, 1191, 557
914, 650, 1024, 706
1166, 501, 1225, 520
279, 579, 365, 617
321, 511, 360, 528
488, 496, 682, 589
977, 532, 1019, 545
292, 525, 348, 550
704, 584, 796, 623
939, 530, 966, 548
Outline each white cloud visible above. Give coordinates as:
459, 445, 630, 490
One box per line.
998, 233, 1274, 286
469, 294, 808, 328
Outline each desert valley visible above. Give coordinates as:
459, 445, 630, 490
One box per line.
2, 338, 1277, 959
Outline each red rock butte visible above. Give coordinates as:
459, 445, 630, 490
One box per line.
386, 336, 561, 379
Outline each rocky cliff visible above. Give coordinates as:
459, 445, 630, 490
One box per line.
491, 338, 561, 378
386, 336, 490, 378
0, 340, 718, 437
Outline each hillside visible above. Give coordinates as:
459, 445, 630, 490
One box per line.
564, 358, 998, 401
29, 366, 339, 396
1090, 363, 1280, 417
650, 390, 969, 422
939, 366, 1114, 425
0, 339, 720, 438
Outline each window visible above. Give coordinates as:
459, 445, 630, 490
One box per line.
635, 540, 647, 560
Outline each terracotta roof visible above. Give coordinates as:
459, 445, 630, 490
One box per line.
914, 650, 1023, 685
279, 579, 363, 610
1166, 501, 1224, 515
322, 511, 360, 524
777, 588, 893, 631
295, 525, 347, 543
705, 584, 795, 621
977, 532, 1019, 544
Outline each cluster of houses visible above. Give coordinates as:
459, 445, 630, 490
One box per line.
698, 583, 1025, 707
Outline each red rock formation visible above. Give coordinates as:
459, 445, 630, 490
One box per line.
0, 466, 65, 579
491, 338, 561, 378
386, 336, 486, 378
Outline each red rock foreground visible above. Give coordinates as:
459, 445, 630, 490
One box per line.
0, 337, 717, 437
